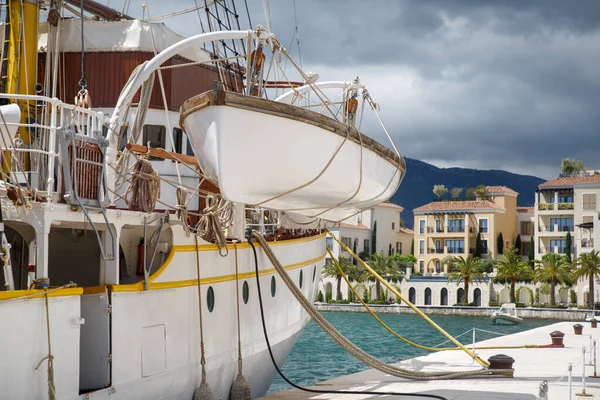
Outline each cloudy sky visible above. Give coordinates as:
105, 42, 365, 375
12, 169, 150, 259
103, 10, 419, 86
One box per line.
130, 0, 600, 180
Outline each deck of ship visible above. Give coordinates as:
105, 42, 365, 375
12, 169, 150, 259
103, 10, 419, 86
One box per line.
261, 321, 600, 399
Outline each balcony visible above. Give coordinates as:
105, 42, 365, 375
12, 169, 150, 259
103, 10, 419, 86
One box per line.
558, 202, 574, 210
582, 238, 595, 248
538, 203, 555, 211
447, 227, 465, 233
447, 247, 464, 254
435, 227, 445, 233
428, 248, 444, 254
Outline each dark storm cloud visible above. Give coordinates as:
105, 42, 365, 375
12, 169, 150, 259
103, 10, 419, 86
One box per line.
257, 0, 600, 179
143, 0, 600, 179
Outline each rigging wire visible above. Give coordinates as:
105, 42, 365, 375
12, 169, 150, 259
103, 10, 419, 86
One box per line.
78, 0, 86, 90
291, 0, 302, 69
248, 240, 448, 400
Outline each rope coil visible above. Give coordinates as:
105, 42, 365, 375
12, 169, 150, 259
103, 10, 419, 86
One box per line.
126, 158, 160, 213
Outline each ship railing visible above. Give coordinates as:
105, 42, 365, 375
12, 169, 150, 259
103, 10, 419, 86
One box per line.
245, 206, 282, 236
0, 94, 107, 202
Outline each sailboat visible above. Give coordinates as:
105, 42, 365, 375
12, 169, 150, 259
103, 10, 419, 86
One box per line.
0, 1, 405, 399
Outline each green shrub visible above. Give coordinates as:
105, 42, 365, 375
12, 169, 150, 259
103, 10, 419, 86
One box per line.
317, 291, 324, 302
325, 291, 332, 303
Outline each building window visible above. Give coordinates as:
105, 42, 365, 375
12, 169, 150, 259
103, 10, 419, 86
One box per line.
396, 242, 402, 254
521, 241, 530, 256
558, 193, 573, 203
550, 239, 570, 254
341, 237, 352, 247
550, 217, 573, 232
185, 137, 195, 156
172, 127, 183, 154
326, 237, 333, 250
583, 194, 596, 210
419, 260, 424, 273
143, 125, 166, 161
448, 219, 465, 233
583, 216, 593, 223
435, 219, 443, 233
364, 239, 370, 254
481, 239, 488, 255
478, 219, 488, 234
392, 222, 395, 230
419, 240, 424, 255
520, 221, 532, 235
419, 220, 425, 235
446, 240, 464, 254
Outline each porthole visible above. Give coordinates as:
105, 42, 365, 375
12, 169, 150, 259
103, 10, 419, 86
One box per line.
299, 270, 304, 289
242, 281, 249, 304
270, 276, 276, 297
207, 286, 215, 312
313, 265, 316, 282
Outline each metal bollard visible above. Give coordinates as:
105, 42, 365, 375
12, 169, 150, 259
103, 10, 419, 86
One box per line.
568, 363, 572, 400
594, 340, 598, 378
538, 380, 548, 400
576, 347, 593, 397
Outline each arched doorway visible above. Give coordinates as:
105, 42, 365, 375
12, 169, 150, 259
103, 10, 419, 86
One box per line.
409, 287, 416, 304
473, 288, 481, 306
324, 282, 333, 301
440, 288, 448, 305
499, 287, 510, 303
457, 288, 465, 304
424, 288, 432, 305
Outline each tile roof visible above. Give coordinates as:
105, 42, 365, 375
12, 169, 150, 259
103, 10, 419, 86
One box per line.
517, 207, 534, 213
398, 227, 414, 234
376, 201, 404, 211
539, 174, 600, 188
337, 222, 370, 230
486, 185, 518, 194
414, 200, 500, 212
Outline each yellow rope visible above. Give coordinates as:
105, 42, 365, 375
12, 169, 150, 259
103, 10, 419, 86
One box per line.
327, 247, 540, 352
325, 228, 490, 367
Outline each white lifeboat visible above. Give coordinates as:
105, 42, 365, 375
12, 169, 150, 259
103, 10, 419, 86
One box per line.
179, 89, 405, 222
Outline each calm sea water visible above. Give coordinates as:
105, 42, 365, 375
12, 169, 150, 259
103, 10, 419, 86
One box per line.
267, 312, 560, 395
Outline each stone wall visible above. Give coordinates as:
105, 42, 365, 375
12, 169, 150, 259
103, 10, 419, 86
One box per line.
314, 302, 591, 321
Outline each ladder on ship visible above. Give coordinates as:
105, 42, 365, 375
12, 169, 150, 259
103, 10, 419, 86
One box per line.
0, 0, 12, 99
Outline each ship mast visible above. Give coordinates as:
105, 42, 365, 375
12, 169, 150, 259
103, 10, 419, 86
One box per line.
4, 0, 39, 169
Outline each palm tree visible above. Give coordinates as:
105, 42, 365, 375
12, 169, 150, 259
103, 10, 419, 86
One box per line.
446, 255, 484, 304
494, 246, 532, 303
534, 253, 572, 306
574, 250, 600, 308
322, 256, 353, 300
366, 253, 402, 301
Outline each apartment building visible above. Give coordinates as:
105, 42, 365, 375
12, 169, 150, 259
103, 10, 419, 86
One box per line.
372, 202, 413, 256
534, 174, 600, 259
326, 201, 411, 264
517, 207, 534, 260
413, 186, 518, 274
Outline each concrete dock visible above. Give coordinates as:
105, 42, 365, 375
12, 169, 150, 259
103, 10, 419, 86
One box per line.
261, 321, 600, 399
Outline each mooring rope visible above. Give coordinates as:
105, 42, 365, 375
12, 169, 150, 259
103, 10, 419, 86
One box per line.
252, 231, 513, 380
326, 228, 491, 367
229, 242, 251, 400
327, 247, 541, 352
193, 234, 214, 400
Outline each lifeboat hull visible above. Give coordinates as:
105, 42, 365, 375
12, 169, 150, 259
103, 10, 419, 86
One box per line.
180, 91, 405, 221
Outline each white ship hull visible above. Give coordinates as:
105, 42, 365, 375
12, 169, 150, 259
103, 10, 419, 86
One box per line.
180, 91, 405, 222
0, 219, 325, 399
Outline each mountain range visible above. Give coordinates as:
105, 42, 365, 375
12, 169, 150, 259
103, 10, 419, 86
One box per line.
390, 158, 546, 228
